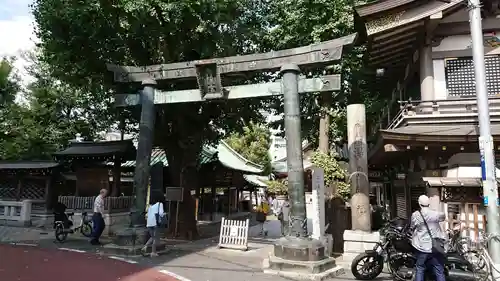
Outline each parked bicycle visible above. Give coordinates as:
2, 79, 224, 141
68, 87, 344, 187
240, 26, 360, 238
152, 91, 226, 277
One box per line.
54, 203, 93, 242
469, 232, 500, 281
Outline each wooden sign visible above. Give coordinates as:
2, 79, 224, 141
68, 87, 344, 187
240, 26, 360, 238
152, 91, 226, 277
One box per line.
165, 187, 184, 202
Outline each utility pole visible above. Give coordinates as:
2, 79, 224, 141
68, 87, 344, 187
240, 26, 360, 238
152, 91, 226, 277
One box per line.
468, 0, 500, 268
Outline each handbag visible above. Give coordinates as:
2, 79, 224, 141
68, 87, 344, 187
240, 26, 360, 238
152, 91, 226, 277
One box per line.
418, 210, 445, 255
155, 203, 166, 227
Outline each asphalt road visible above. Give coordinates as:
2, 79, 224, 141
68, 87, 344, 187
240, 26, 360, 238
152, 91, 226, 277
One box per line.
0, 244, 181, 281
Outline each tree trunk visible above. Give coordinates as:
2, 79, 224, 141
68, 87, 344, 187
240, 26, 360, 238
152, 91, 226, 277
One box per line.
318, 92, 331, 153
162, 138, 203, 240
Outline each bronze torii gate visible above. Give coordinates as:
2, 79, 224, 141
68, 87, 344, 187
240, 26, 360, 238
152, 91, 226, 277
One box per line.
107, 33, 356, 277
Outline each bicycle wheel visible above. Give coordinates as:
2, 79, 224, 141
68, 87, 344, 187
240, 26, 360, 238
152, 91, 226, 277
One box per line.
55, 225, 68, 242
80, 222, 93, 237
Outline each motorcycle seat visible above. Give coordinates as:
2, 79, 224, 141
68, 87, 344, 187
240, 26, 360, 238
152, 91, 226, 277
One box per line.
446, 252, 466, 264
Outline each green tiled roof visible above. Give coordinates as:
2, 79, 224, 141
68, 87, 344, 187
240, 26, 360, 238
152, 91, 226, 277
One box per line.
243, 174, 269, 187
120, 141, 263, 174
216, 141, 263, 174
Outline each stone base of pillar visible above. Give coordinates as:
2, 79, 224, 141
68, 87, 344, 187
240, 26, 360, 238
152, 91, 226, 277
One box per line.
101, 227, 167, 256
263, 255, 344, 281
340, 230, 380, 264
262, 236, 344, 280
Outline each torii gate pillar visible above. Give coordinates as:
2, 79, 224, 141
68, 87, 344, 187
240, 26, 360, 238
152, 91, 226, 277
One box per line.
263, 64, 344, 280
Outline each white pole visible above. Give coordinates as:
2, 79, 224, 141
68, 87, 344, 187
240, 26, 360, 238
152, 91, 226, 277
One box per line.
468, 0, 500, 270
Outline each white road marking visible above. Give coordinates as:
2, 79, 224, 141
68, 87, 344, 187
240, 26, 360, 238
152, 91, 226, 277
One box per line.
109, 256, 138, 264
11, 243, 37, 247
59, 248, 86, 253
159, 269, 192, 281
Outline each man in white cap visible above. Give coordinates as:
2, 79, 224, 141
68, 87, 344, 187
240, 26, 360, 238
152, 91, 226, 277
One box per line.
410, 195, 446, 281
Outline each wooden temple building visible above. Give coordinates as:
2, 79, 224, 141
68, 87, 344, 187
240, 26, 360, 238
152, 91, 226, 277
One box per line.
119, 140, 265, 220
356, 0, 500, 237
0, 138, 265, 226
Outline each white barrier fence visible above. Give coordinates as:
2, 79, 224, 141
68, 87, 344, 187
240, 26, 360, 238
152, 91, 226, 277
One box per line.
0, 200, 33, 226
218, 217, 250, 251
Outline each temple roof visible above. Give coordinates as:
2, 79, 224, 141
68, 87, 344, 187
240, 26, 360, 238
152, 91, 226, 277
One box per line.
243, 174, 269, 187
121, 140, 263, 174
0, 161, 60, 170
54, 140, 136, 161
355, 0, 465, 93
380, 124, 500, 142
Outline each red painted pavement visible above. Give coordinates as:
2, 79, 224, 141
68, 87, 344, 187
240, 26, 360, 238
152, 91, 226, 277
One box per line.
0, 244, 179, 281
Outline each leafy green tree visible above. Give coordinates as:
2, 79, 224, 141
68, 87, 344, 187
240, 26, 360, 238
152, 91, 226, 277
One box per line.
24, 51, 117, 146
264, 0, 384, 145
310, 150, 350, 201
266, 179, 288, 196
0, 58, 19, 105
32, 0, 272, 239
0, 58, 39, 160
0, 52, 119, 160
225, 122, 272, 174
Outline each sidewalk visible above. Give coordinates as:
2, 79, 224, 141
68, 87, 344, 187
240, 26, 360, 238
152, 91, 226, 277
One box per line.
143, 219, 360, 281
0, 218, 378, 281
0, 225, 52, 244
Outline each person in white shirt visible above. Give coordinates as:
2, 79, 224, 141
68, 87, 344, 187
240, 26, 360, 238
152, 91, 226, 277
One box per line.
141, 196, 166, 257
90, 189, 107, 245
279, 197, 290, 236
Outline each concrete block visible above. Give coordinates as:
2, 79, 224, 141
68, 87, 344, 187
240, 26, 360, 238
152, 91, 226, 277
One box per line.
342, 230, 380, 265
263, 256, 345, 281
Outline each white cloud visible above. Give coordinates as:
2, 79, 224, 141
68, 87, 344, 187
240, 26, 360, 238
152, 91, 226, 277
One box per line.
0, 15, 36, 55
0, 7, 38, 101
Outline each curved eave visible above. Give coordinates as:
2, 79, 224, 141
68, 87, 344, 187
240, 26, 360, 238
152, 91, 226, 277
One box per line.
356, 0, 417, 17
217, 141, 263, 174
243, 174, 268, 187
362, 0, 465, 86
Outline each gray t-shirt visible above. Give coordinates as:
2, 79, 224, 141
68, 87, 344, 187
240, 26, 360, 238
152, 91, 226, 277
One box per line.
410, 207, 447, 253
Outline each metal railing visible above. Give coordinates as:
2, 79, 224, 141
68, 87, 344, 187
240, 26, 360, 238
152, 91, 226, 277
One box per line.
57, 196, 134, 212
379, 96, 500, 131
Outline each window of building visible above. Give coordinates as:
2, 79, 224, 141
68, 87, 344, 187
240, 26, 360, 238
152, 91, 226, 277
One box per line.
445, 55, 500, 97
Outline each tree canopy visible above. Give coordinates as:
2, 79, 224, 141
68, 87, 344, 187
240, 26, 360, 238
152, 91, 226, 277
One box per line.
264, 0, 385, 145
31, 0, 274, 239
225, 122, 272, 174
29, 0, 384, 238
0, 53, 119, 160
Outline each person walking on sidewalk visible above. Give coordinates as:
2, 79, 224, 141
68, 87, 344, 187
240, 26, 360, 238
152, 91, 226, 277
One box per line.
142, 195, 166, 257
278, 197, 290, 236
256, 196, 270, 236
90, 189, 107, 245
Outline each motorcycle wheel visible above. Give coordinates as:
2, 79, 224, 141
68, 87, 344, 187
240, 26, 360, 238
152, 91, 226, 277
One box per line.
55, 225, 68, 242
351, 252, 384, 280
80, 222, 93, 238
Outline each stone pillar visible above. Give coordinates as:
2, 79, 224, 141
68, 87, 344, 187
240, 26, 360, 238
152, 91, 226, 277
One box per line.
311, 167, 326, 240
347, 104, 371, 231
419, 43, 435, 102
264, 65, 342, 281
131, 78, 156, 226
112, 159, 121, 196
279, 64, 308, 239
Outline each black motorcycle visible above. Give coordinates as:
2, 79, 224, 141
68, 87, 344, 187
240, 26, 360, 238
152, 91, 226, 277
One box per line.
351, 218, 414, 280
351, 218, 483, 281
